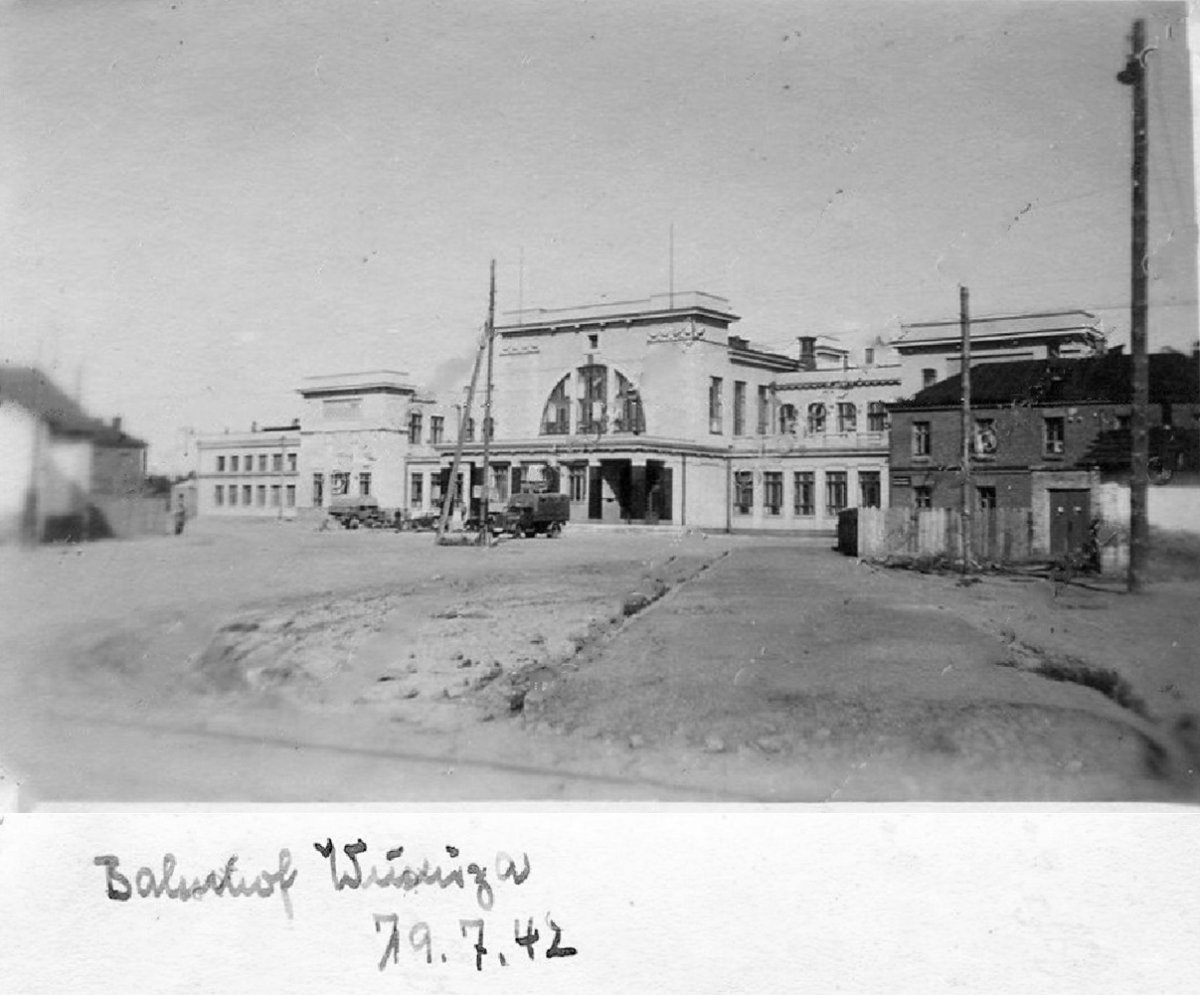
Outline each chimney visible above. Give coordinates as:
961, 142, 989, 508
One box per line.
797, 336, 816, 371
111, 416, 122, 433
251, 421, 258, 432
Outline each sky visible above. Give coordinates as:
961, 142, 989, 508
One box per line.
1, 0, 1196, 472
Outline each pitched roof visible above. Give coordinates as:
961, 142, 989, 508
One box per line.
0, 364, 147, 446
895, 351, 1199, 409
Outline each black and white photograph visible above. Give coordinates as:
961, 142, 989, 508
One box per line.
1, 1, 1198, 986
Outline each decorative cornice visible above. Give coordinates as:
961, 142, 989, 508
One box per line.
499, 342, 540, 356
647, 321, 706, 343
774, 378, 902, 391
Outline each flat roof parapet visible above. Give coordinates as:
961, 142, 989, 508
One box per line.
499, 291, 737, 330
298, 370, 416, 396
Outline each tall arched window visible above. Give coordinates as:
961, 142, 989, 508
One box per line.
807, 402, 826, 434
778, 403, 798, 435
836, 402, 857, 433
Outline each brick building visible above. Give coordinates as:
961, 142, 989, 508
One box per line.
888, 349, 1200, 555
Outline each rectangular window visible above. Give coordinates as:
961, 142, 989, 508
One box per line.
285, 485, 296, 507
430, 416, 444, 444
246, 455, 254, 471
569, 466, 587, 502
1043, 416, 1065, 455
912, 421, 931, 457
825, 471, 848, 515
216, 456, 226, 472
228, 486, 238, 507
922, 368, 937, 389
409, 411, 423, 444
410, 472, 424, 507
868, 401, 888, 432
287, 453, 297, 473
837, 402, 858, 433
270, 484, 281, 506
214, 485, 224, 506
859, 471, 881, 508
973, 418, 998, 456
793, 472, 815, 515
763, 471, 783, 516
331, 472, 350, 497
733, 470, 753, 514
258, 454, 268, 472
230, 455, 239, 473
977, 486, 997, 511
577, 366, 606, 435
757, 386, 770, 435
709, 377, 724, 434
256, 485, 266, 507
358, 472, 371, 497
491, 465, 509, 502
312, 474, 324, 507
464, 417, 475, 443
914, 485, 933, 509
733, 381, 747, 436
272, 453, 283, 472
242, 485, 252, 505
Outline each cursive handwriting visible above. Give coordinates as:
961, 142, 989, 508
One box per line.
93, 850, 298, 919
313, 840, 531, 911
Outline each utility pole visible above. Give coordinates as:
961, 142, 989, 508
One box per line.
480, 259, 497, 545
1118, 19, 1150, 592
959, 285, 972, 574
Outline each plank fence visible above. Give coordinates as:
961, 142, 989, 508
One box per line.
844, 507, 1034, 564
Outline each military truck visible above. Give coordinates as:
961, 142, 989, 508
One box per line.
327, 495, 388, 529
493, 491, 569, 538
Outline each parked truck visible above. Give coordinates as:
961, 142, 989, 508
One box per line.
491, 491, 569, 538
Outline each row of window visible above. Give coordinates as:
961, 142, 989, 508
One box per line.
215, 453, 297, 473
709, 379, 889, 436
214, 484, 296, 507
409, 412, 495, 445
910, 417, 1067, 458
310, 472, 371, 506
732, 470, 882, 517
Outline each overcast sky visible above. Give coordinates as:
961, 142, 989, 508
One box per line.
1, 0, 1196, 471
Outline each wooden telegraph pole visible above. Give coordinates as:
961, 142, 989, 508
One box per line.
959, 284, 972, 573
480, 259, 497, 544
1118, 19, 1150, 592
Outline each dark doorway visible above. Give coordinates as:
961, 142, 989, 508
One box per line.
1048, 489, 1090, 557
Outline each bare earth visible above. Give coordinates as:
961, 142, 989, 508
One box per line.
1, 518, 1196, 805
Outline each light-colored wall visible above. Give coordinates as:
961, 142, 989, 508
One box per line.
196, 431, 301, 518
0, 404, 39, 541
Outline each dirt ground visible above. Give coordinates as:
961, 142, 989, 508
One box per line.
1, 518, 1196, 805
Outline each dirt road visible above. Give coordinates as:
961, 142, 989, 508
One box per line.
1, 520, 1195, 805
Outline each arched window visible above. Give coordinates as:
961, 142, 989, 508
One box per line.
778, 403, 798, 435
541, 377, 570, 435
807, 403, 826, 434
836, 402, 857, 433
539, 364, 646, 436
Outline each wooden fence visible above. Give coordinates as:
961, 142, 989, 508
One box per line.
844, 507, 1035, 563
